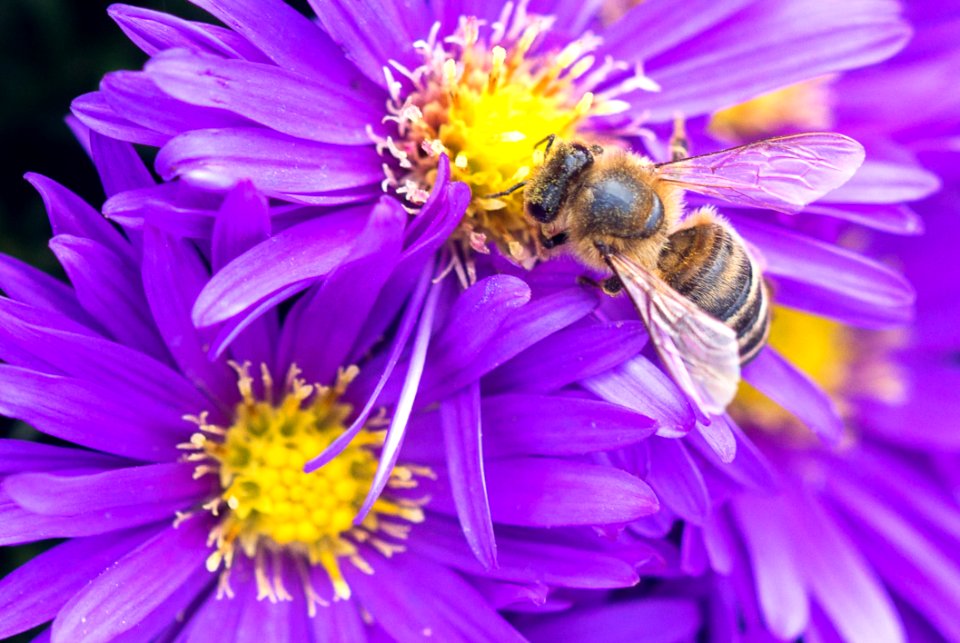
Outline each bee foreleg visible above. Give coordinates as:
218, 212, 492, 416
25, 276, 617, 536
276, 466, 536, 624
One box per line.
534, 134, 557, 155
669, 115, 689, 162
486, 181, 527, 198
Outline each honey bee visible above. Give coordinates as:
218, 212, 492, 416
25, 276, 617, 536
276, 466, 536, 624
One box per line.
491, 128, 864, 418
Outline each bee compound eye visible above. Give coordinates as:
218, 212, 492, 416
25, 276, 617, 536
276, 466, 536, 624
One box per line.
526, 200, 551, 223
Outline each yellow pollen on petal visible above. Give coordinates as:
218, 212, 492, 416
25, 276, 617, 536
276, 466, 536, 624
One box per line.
381, 11, 648, 264
182, 363, 431, 611
708, 77, 836, 143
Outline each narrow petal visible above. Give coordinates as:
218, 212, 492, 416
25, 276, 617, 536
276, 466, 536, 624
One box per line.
108, 4, 270, 61
583, 355, 696, 437
0, 440, 127, 476
210, 181, 270, 272
0, 255, 97, 330
410, 515, 641, 589
146, 50, 381, 145
522, 598, 702, 643
802, 203, 924, 235
307, 0, 418, 89
645, 437, 710, 524
275, 197, 406, 384
104, 182, 219, 240
0, 366, 183, 462
356, 271, 444, 522
70, 92, 169, 147
101, 71, 250, 139
483, 458, 659, 526
440, 381, 496, 569
480, 393, 655, 456
24, 173, 132, 261
50, 235, 169, 360
743, 348, 843, 444
732, 495, 810, 639
821, 157, 940, 204
0, 298, 210, 417
188, 0, 374, 89
89, 131, 155, 197
0, 526, 161, 639
733, 216, 915, 328
487, 320, 648, 394
4, 462, 211, 516
345, 550, 525, 642
421, 288, 600, 403
52, 517, 210, 643
155, 127, 382, 195
142, 228, 236, 403
193, 205, 368, 327
625, 0, 910, 120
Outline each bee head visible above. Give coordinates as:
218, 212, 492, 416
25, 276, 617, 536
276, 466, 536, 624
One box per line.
525, 141, 595, 224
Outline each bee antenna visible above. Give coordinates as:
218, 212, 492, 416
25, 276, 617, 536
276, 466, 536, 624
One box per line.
485, 182, 527, 198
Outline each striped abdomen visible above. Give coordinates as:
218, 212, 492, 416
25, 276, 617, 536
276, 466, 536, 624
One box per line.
657, 221, 770, 364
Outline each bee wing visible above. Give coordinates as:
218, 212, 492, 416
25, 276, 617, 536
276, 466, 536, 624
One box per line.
654, 133, 865, 213
606, 253, 740, 417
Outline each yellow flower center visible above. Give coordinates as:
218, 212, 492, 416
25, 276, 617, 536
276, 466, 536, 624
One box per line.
380, 12, 654, 261
708, 78, 835, 143
180, 363, 430, 613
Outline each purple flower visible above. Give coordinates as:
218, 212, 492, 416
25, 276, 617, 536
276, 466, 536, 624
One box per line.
0, 139, 671, 641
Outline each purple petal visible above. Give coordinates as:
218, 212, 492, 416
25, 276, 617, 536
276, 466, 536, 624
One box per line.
625, 0, 909, 120
52, 517, 210, 642
356, 269, 444, 522
0, 526, 159, 639
821, 157, 940, 204
0, 366, 184, 462
174, 583, 243, 642
307, 0, 418, 89
802, 203, 924, 235
0, 440, 127, 476
410, 514, 641, 589
193, 205, 368, 326
100, 71, 250, 139
420, 288, 600, 403
0, 297, 210, 418
487, 320, 648, 394
104, 182, 219, 240
743, 348, 843, 444
188, 0, 375, 89
24, 173, 132, 261
645, 437, 710, 524
522, 598, 701, 643
146, 50, 381, 145
440, 381, 496, 569
600, 0, 753, 64
692, 414, 737, 464
155, 127, 382, 196
89, 131, 155, 197
142, 228, 236, 403
4, 462, 211, 516
0, 255, 97, 330
70, 92, 169, 147
793, 493, 905, 643
50, 235, 169, 360
483, 458, 659, 527
210, 183, 270, 272
345, 549, 525, 642
110, 565, 214, 643
733, 216, 915, 328
583, 355, 696, 437
481, 393, 656, 456
429, 275, 532, 366
108, 3, 271, 61
275, 196, 406, 384
732, 495, 810, 639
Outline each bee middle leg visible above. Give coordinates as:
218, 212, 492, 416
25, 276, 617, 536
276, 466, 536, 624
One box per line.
669, 115, 689, 162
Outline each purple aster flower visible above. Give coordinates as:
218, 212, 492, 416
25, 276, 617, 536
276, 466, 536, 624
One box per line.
0, 135, 672, 641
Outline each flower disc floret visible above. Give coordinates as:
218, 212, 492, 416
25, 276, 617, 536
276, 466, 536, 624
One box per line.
181, 363, 429, 607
